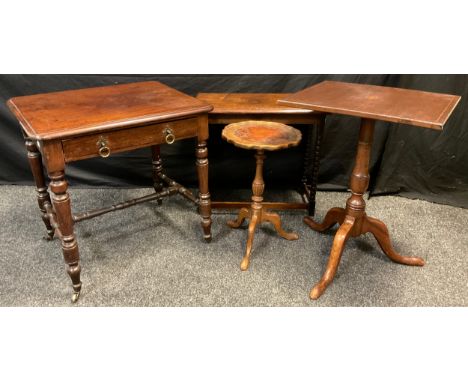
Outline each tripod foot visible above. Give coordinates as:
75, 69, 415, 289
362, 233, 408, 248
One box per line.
228, 208, 250, 228
263, 211, 298, 240
363, 215, 425, 266
304, 207, 346, 233
240, 212, 260, 271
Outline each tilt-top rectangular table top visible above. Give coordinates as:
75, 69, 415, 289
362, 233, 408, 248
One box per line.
278, 81, 461, 130
7, 81, 213, 140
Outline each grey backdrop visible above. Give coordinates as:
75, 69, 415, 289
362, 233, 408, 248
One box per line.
0, 74, 466, 208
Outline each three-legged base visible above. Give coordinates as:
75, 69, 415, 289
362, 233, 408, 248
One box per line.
228, 206, 299, 271
304, 208, 425, 299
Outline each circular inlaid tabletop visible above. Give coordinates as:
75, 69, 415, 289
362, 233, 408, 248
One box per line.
221, 120, 302, 151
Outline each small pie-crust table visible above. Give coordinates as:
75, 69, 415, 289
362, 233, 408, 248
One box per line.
222, 121, 302, 271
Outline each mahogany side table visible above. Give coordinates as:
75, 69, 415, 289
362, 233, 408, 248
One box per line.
196, 93, 325, 215
7, 81, 213, 302
279, 81, 461, 299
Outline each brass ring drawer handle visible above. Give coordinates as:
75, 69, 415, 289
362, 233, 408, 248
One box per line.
164, 128, 175, 144
97, 137, 111, 158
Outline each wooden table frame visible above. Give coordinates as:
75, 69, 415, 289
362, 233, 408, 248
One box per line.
8, 82, 213, 303
22, 116, 211, 303
197, 93, 325, 216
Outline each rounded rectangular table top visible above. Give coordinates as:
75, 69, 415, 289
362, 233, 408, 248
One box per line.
7, 81, 213, 140
196, 93, 317, 115
278, 81, 461, 130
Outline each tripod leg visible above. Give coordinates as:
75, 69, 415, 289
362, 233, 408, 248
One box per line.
363, 215, 425, 266
227, 208, 250, 228
240, 212, 260, 271
304, 207, 346, 233
310, 217, 355, 300
263, 211, 298, 240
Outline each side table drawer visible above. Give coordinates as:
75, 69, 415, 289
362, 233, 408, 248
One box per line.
62, 117, 199, 162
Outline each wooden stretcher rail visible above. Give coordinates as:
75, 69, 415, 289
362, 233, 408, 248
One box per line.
211, 201, 308, 210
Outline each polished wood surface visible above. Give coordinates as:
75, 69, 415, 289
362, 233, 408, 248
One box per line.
196, 115, 212, 241
278, 81, 461, 130
222, 121, 302, 151
7, 81, 212, 140
282, 81, 460, 299
25, 139, 55, 240
11, 82, 212, 302
62, 117, 199, 162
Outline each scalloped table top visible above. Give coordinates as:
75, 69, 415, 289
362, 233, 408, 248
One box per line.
221, 120, 302, 151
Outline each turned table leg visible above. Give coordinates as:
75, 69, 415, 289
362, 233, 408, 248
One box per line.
48, 169, 82, 303
241, 150, 266, 271
25, 139, 55, 240
301, 124, 313, 204
309, 216, 354, 299
307, 114, 325, 217
196, 139, 212, 242
151, 145, 164, 205
304, 118, 424, 300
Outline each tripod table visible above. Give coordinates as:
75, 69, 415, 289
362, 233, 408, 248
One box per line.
279, 81, 461, 299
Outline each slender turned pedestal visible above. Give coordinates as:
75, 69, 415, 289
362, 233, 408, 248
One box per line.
304, 118, 424, 299
279, 80, 461, 300
222, 121, 301, 270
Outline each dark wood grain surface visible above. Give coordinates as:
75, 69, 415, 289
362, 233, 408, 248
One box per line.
197, 93, 315, 115
8, 81, 213, 140
62, 117, 200, 162
278, 81, 461, 130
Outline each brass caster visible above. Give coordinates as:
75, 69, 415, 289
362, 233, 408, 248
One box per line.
71, 291, 80, 303
43, 230, 55, 241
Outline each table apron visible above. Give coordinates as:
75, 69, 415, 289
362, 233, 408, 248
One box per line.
61, 117, 199, 162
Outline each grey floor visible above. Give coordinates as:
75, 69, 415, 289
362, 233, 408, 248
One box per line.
0, 185, 467, 306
